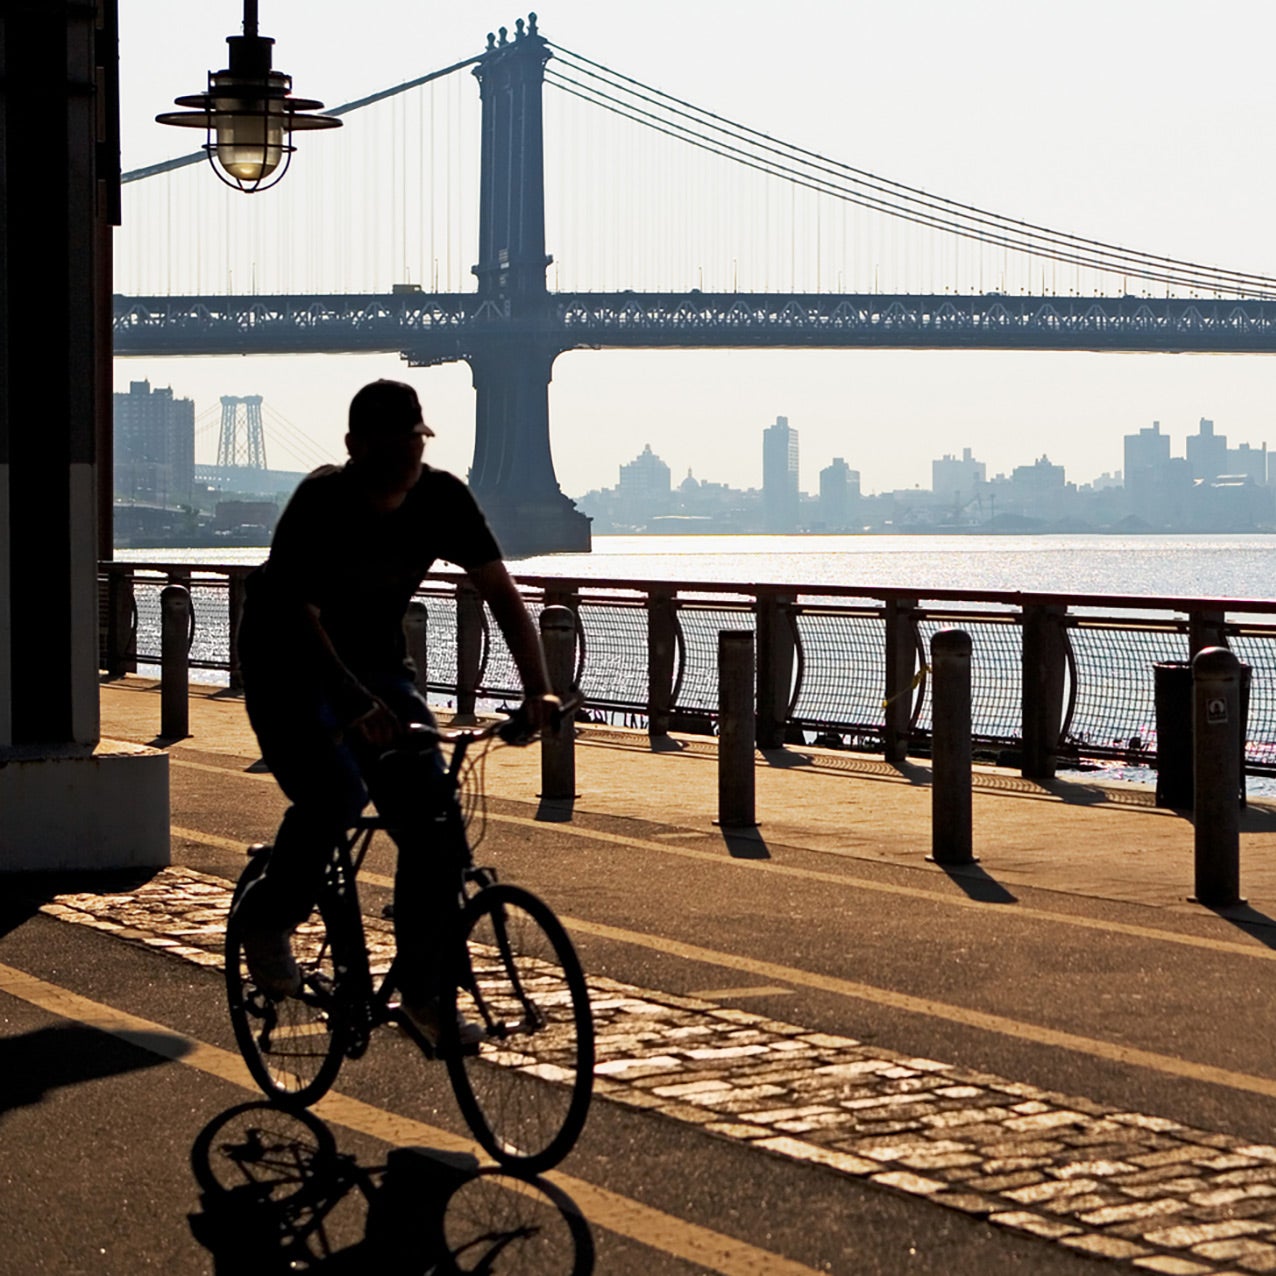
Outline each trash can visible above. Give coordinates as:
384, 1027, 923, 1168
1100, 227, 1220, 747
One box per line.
1153, 658, 1250, 810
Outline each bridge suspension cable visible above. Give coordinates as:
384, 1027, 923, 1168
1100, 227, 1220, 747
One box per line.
546, 43, 1276, 299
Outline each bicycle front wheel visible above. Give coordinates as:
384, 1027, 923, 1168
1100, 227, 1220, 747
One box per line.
445, 884, 594, 1174
226, 867, 349, 1108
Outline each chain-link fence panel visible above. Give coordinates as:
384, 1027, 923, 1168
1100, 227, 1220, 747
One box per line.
578, 601, 647, 708
673, 604, 754, 715
915, 616, 1022, 743
1065, 621, 1187, 759
790, 610, 885, 732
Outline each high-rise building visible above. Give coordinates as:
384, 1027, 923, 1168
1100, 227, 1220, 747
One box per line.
1228, 442, 1268, 486
818, 457, 860, 530
762, 415, 799, 532
114, 379, 195, 505
616, 442, 672, 526
1187, 417, 1228, 481
931, 447, 986, 507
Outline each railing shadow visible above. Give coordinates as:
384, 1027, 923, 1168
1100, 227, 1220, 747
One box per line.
0, 1022, 190, 1120
759, 747, 813, 769
188, 1101, 595, 1273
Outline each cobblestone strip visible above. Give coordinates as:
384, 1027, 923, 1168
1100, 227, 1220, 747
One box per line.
38, 867, 1276, 1275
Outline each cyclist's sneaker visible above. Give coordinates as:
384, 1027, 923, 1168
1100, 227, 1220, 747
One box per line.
399, 996, 485, 1048
242, 926, 301, 999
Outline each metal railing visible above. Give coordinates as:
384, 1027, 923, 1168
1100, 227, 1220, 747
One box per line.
98, 560, 1276, 777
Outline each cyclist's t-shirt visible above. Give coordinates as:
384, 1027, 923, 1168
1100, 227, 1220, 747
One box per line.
243, 463, 500, 705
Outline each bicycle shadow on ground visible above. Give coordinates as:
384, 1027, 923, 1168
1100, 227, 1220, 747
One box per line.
188, 1101, 596, 1274
0, 1022, 190, 1121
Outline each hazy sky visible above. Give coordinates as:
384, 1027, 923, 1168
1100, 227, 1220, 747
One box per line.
114, 1, 1276, 496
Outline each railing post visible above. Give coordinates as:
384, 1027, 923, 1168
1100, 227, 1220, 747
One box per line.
105, 567, 136, 679
1189, 608, 1228, 657
403, 600, 429, 701
716, 630, 757, 829
227, 571, 247, 693
540, 605, 577, 800
1193, 646, 1242, 907
454, 580, 483, 725
1021, 602, 1068, 779
883, 596, 918, 763
930, 629, 974, 865
160, 583, 191, 740
647, 589, 677, 739
756, 590, 796, 749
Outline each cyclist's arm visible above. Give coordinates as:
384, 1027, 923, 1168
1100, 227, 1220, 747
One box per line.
466, 560, 556, 720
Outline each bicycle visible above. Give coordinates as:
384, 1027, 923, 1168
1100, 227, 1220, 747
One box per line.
224, 703, 594, 1175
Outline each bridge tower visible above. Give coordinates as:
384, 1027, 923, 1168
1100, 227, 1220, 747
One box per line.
217, 395, 267, 470
463, 15, 590, 556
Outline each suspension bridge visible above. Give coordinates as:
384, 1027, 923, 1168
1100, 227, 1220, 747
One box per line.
112, 14, 1276, 554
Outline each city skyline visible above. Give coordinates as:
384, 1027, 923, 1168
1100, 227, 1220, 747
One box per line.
114, 2, 1276, 501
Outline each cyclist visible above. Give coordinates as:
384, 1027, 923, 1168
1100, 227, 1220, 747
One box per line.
235, 379, 557, 1043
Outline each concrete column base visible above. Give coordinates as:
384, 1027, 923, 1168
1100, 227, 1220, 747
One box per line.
0, 740, 169, 872
482, 496, 592, 558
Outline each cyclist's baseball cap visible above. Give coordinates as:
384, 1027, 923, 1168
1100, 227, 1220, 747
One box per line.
348, 380, 435, 438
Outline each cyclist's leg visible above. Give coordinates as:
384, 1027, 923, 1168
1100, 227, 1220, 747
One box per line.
360, 681, 468, 1009
237, 694, 369, 944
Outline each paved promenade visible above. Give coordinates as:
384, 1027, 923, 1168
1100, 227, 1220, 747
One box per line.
5, 677, 1276, 1273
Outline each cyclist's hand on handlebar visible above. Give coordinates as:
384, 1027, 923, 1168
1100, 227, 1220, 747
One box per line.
352, 697, 401, 749
499, 693, 562, 744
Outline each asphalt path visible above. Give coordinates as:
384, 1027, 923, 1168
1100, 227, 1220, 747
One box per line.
5, 682, 1276, 1272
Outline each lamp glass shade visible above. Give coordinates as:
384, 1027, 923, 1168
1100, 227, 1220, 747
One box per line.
213, 107, 287, 182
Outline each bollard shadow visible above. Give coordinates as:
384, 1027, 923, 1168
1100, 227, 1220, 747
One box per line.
648, 735, 687, 753
188, 1101, 596, 1273
1200, 901, 1276, 952
535, 796, 577, 822
931, 861, 1018, 904
716, 827, 771, 859
759, 747, 813, 769
0, 1022, 190, 1121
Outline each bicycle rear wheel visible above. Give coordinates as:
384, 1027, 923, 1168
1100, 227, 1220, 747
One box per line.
444, 884, 594, 1174
226, 863, 350, 1108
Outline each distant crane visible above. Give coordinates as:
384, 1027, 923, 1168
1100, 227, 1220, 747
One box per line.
217, 395, 267, 470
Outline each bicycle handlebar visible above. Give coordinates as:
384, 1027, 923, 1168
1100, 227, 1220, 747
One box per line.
396, 692, 585, 753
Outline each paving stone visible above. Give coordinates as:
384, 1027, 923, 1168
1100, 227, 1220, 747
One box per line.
988, 1211, 1082, 1239
1061, 1233, 1154, 1259
1144, 1220, 1274, 1248
1191, 1238, 1276, 1268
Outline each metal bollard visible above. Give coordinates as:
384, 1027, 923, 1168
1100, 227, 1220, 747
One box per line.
1192, 646, 1242, 906
716, 630, 757, 829
539, 605, 577, 800
403, 600, 429, 700
929, 628, 974, 865
160, 583, 191, 740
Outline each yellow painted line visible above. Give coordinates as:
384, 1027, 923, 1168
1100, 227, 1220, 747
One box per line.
484, 810, 1276, 965
168, 822, 1276, 1099
551, 915, 1276, 1101
169, 759, 1276, 966
172, 825, 246, 854
0, 961, 823, 1276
